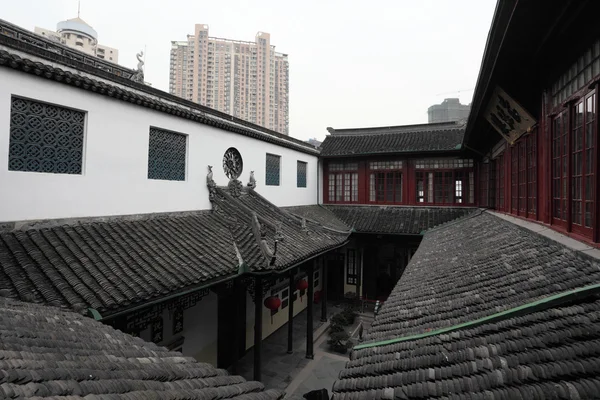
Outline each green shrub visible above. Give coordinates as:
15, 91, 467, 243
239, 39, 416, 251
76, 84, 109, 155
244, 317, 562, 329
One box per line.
328, 322, 345, 334
327, 330, 352, 354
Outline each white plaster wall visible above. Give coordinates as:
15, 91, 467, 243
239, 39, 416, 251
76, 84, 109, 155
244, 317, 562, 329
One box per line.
0, 68, 318, 222
138, 292, 218, 365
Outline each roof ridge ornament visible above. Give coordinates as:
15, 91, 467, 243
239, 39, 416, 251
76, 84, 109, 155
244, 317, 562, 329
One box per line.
228, 177, 243, 197
247, 170, 257, 189
131, 50, 144, 84
207, 165, 219, 211
251, 212, 275, 267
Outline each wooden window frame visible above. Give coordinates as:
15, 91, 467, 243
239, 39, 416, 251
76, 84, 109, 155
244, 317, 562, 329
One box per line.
346, 249, 357, 285
326, 161, 359, 204
496, 154, 505, 211
552, 111, 568, 227
415, 168, 475, 206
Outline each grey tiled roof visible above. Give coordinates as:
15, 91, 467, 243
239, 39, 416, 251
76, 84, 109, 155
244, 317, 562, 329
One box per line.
324, 206, 476, 234
333, 295, 600, 399
282, 205, 351, 232
331, 212, 600, 399
0, 296, 284, 399
0, 188, 349, 315
213, 188, 350, 271
320, 123, 465, 157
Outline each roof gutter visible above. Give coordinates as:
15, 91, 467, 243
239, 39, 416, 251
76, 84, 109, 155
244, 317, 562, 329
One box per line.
89, 272, 238, 322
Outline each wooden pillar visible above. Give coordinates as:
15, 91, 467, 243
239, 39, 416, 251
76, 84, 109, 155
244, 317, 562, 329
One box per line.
356, 249, 362, 299
253, 277, 263, 381
320, 261, 328, 322
306, 262, 315, 359
231, 278, 241, 374
287, 269, 295, 354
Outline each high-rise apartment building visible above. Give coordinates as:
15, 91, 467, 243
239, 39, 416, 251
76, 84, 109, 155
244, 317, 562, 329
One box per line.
427, 98, 470, 123
35, 16, 118, 63
170, 25, 289, 135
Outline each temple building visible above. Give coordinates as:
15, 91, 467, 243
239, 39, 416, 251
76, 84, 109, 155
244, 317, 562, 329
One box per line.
331, 0, 600, 398
2, 0, 600, 398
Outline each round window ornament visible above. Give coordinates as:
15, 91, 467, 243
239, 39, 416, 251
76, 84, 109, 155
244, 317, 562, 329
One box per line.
222, 147, 243, 179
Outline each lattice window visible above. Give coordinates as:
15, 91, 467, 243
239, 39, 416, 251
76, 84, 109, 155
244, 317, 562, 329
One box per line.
369, 160, 402, 203
511, 146, 518, 213
9, 97, 85, 174
518, 140, 527, 213
497, 154, 505, 211
297, 161, 307, 188
479, 163, 489, 207
414, 159, 474, 169
147, 127, 186, 181
346, 249, 357, 285
552, 112, 568, 223
527, 133, 537, 215
551, 40, 600, 107
328, 162, 358, 171
369, 160, 403, 170
266, 153, 281, 186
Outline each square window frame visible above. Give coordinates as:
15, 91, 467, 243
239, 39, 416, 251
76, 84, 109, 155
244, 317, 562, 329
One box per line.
8, 95, 88, 176
266, 153, 281, 186
147, 126, 189, 182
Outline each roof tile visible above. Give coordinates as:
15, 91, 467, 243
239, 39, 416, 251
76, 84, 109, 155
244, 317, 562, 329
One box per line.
321, 123, 465, 157
331, 212, 600, 399
0, 297, 284, 399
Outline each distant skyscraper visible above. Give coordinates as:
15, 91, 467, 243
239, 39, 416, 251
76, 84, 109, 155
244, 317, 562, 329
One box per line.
34, 16, 118, 63
427, 98, 470, 123
170, 25, 289, 135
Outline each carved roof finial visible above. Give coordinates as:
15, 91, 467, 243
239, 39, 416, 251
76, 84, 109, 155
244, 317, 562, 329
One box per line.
206, 165, 215, 187
247, 170, 257, 189
131, 50, 145, 83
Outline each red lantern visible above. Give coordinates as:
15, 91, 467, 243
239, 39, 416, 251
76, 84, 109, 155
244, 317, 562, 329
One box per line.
296, 279, 308, 302
264, 296, 281, 323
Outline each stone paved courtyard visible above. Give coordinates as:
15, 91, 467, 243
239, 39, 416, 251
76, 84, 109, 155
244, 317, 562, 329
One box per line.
237, 304, 342, 391
236, 302, 375, 399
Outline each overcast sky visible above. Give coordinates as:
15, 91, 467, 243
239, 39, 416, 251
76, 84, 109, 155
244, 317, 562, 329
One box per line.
4, 0, 496, 141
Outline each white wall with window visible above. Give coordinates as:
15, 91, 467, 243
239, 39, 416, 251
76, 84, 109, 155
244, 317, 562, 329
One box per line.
0, 68, 317, 222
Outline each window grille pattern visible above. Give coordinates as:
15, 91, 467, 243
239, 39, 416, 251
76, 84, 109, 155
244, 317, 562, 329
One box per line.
369, 172, 402, 203
266, 154, 281, 186
511, 146, 518, 213
297, 161, 307, 188
527, 134, 537, 215
9, 97, 85, 174
416, 169, 474, 205
328, 162, 358, 171
147, 128, 186, 181
479, 163, 489, 207
369, 160, 403, 170
551, 40, 600, 107
497, 154, 505, 211
571, 96, 595, 230
552, 113, 568, 223
328, 172, 358, 203
415, 159, 473, 169
518, 140, 527, 213
346, 249, 357, 285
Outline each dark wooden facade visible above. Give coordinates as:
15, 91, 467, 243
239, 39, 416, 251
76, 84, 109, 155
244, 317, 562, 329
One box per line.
323, 157, 477, 207
467, 0, 600, 245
